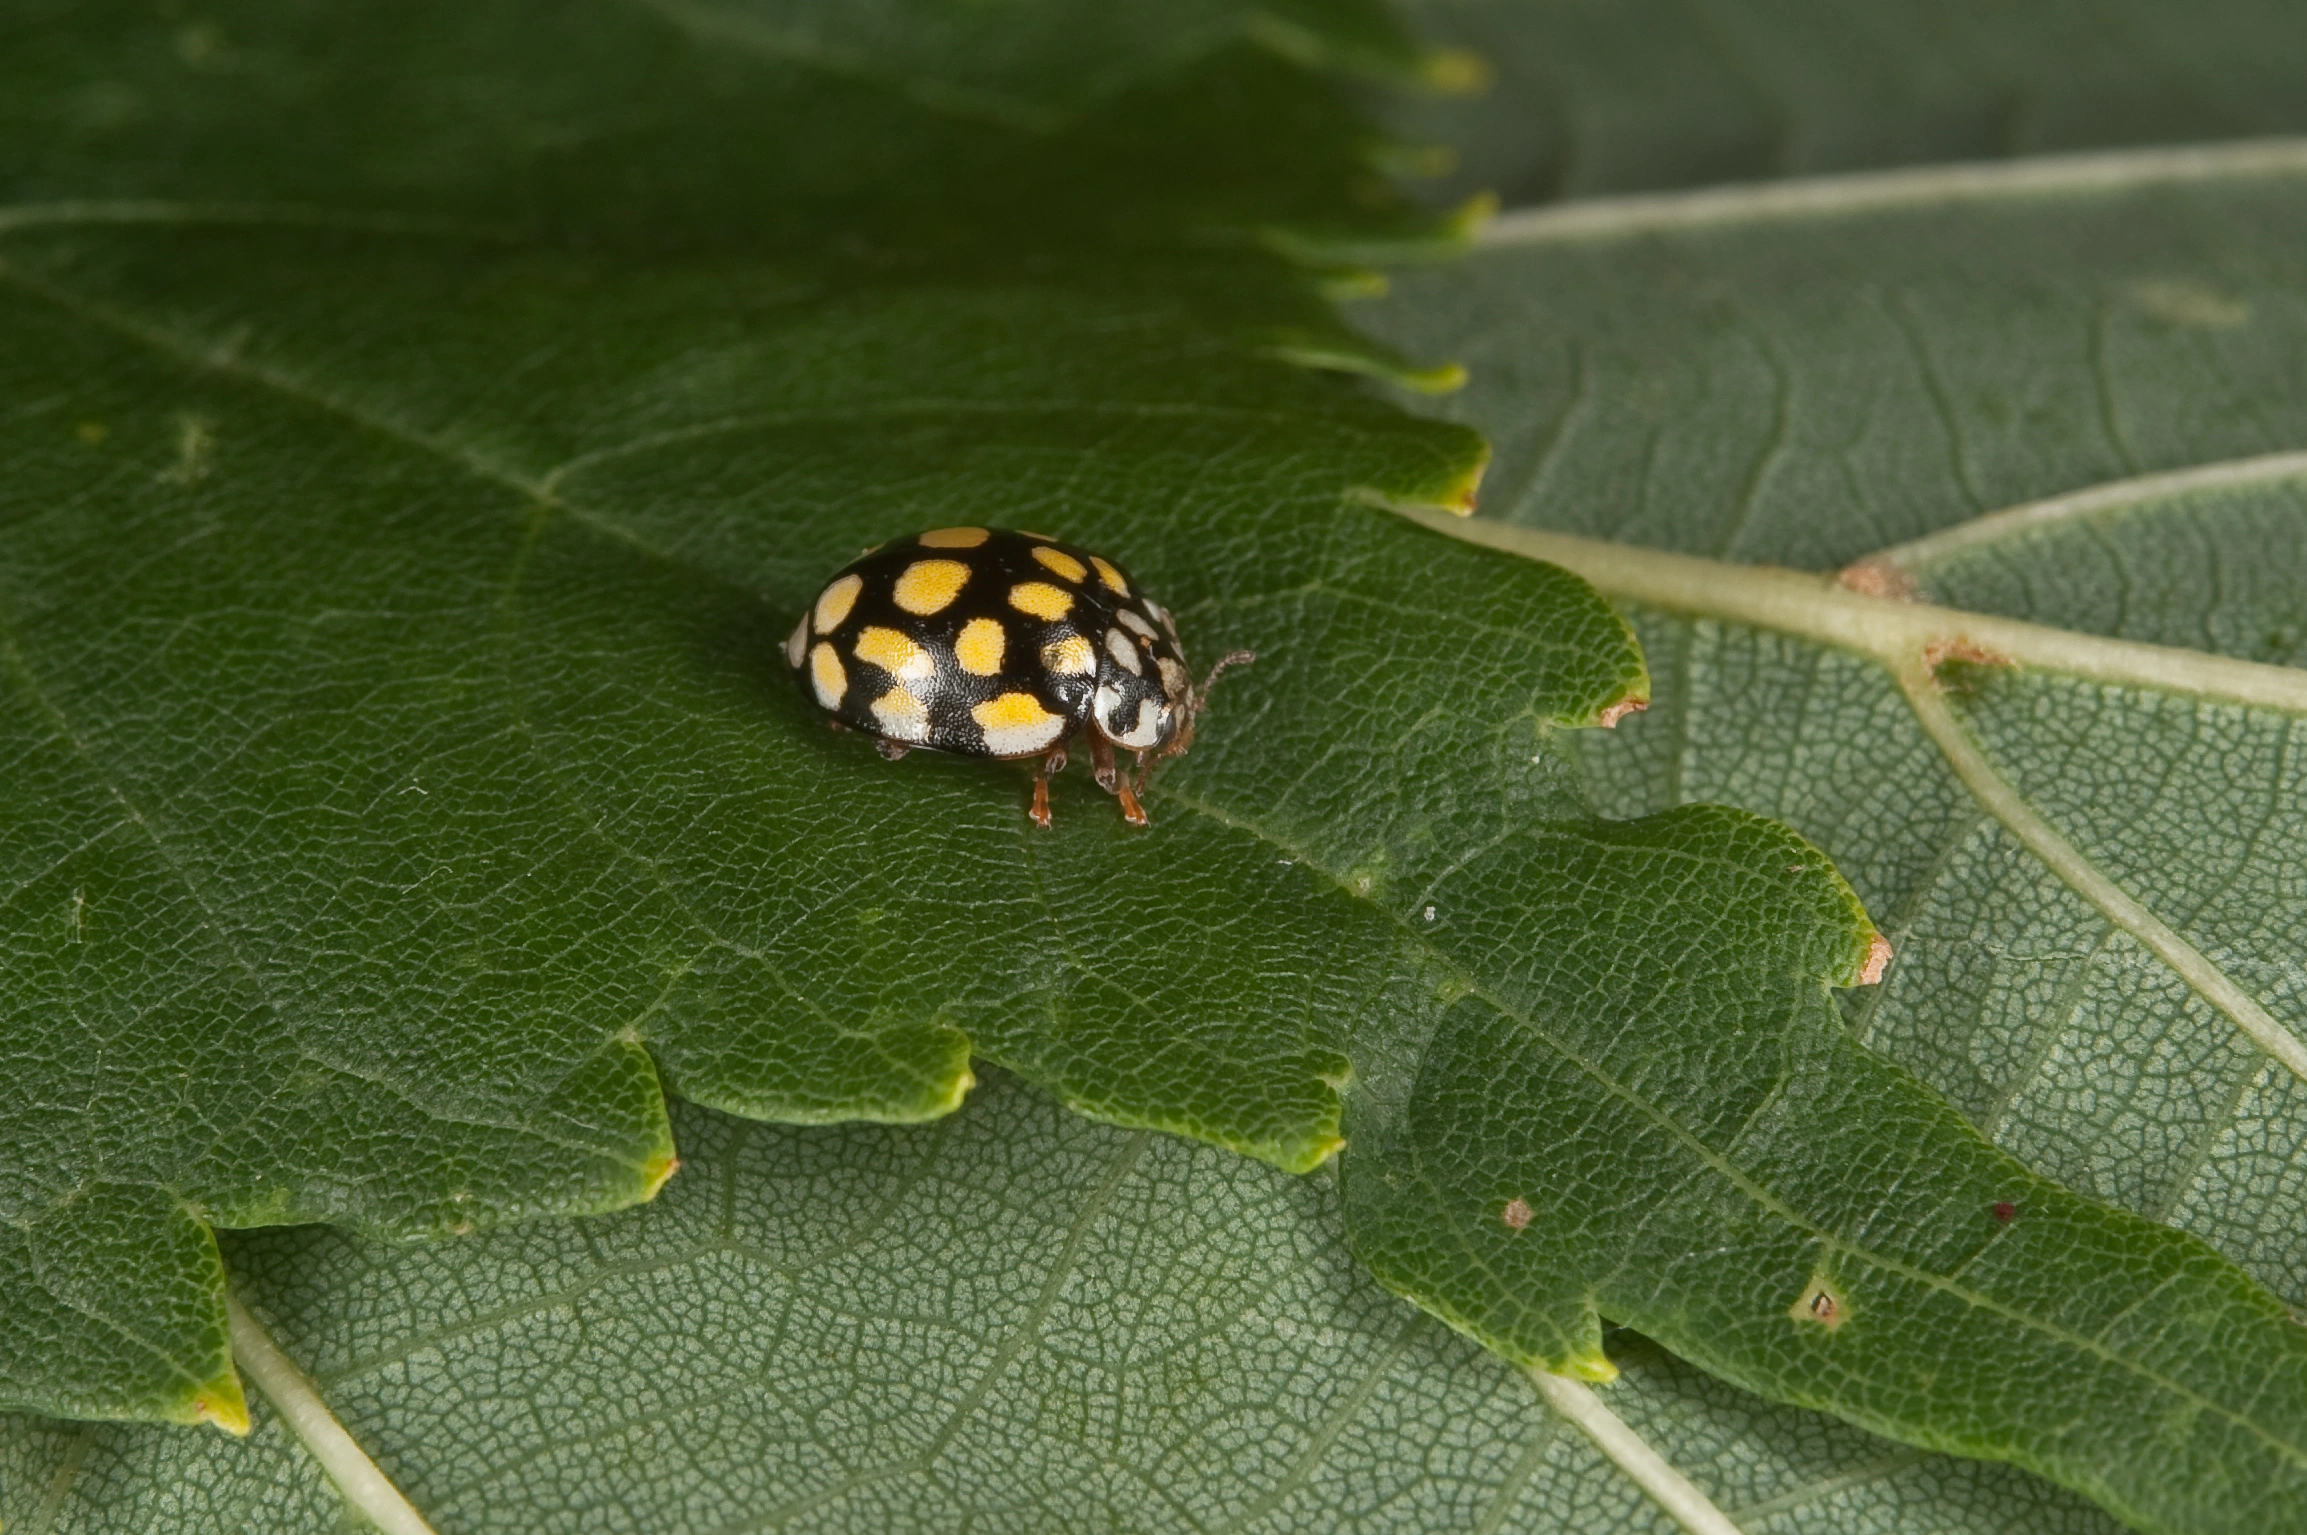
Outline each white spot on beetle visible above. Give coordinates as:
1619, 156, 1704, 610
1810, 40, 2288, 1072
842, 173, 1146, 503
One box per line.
1113, 698, 1163, 749
973, 692, 1066, 755
872, 685, 929, 742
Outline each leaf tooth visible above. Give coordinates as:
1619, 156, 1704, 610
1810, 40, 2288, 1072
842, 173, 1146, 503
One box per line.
188, 1371, 251, 1436
1552, 1346, 1621, 1384
1595, 694, 1649, 729
1856, 933, 1894, 987
639, 1152, 682, 1200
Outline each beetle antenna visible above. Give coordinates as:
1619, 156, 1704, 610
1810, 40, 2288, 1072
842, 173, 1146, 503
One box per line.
1137, 649, 1255, 795
1193, 650, 1255, 713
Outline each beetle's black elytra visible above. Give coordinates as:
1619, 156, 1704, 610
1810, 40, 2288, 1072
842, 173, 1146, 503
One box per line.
786, 527, 1250, 826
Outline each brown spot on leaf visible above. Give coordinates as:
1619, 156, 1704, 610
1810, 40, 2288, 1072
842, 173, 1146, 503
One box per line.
1595, 695, 1648, 728
1837, 560, 1916, 600
1922, 637, 2013, 672
1790, 1273, 1848, 1331
1502, 1198, 1534, 1230
1858, 933, 1893, 986
1993, 1202, 2017, 1224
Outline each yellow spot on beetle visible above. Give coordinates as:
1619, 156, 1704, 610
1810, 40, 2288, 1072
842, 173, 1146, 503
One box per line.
1030, 545, 1088, 582
918, 526, 990, 548
809, 642, 848, 708
954, 617, 1007, 676
1090, 556, 1130, 597
1041, 634, 1094, 675
893, 559, 971, 615
854, 625, 933, 682
972, 691, 1065, 755
872, 684, 929, 741
1008, 581, 1073, 620
813, 574, 863, 633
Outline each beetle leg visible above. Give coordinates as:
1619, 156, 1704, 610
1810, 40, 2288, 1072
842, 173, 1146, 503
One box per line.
1117, 749, 1153, 828
1086, 730, 1121, 794
1028, 741, 1067, 829
875, 738, 910, 761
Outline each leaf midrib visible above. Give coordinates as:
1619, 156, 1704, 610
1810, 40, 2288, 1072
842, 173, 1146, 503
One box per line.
1475, 138, 2307, 247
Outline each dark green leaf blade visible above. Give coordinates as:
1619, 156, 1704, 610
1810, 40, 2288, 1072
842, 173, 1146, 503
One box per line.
0, 0, 1481, 1425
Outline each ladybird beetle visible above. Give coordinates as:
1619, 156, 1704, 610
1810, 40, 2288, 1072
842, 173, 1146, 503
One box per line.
785, 527, 1251, 827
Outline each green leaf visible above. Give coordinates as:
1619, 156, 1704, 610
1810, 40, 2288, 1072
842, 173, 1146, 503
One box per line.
1365, 141, 2307, 1534
0, 201, 1623, 1412
11, 8, 2307, 1535
1383, 0, 2307, 204
0, 0, 1484, 1427
0, 1073, 2126, 1535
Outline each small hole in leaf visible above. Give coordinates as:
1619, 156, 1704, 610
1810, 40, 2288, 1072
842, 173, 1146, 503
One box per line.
1789, 1273, 1848, 1331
